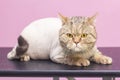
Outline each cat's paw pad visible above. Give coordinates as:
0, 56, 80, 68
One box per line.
75, 59, 90, 66
20, 54, 30, 61
96, 56, 112, 64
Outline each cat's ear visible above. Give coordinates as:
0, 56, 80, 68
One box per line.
88, 13, 98, 25
58, 13, 68, 25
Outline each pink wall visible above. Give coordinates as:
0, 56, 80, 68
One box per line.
1, 0, 120, 47
0, 0, 120, 80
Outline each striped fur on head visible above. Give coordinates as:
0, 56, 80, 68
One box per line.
59, 14, 97, 53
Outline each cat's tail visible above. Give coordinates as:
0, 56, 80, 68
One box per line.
7, 35, 29, 60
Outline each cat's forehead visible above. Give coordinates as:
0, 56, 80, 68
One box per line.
68, 16, 95, 34
70, 16, 88, 24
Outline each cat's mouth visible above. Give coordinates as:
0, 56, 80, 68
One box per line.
66, 42, 87, 53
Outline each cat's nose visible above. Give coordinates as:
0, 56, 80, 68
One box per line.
74, 42, 79, 44
73, 37, 80, 44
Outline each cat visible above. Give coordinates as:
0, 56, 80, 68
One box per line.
7, 13, 112, 66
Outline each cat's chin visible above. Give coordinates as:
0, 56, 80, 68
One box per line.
69, 47, 83, 53
74, 47, 81, 52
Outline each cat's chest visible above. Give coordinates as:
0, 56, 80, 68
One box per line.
65, 50, 94, 60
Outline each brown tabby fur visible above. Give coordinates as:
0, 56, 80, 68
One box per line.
58, 13, 112, 66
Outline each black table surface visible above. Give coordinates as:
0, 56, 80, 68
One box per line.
0, 47, 120, 77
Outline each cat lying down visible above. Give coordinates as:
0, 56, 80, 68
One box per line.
7, 13, 112, 66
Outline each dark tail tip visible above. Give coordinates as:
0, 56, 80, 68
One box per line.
16, 35, 29, 56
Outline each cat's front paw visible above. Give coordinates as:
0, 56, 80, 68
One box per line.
93, 55, 112, 64
74, 59, 90, 66
20, 54, 30, 61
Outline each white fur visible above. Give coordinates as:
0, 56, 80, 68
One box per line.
21, 18, 63, 59
8, 18, 66, 64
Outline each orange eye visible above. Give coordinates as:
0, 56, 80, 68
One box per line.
66, 33, 73, 38
81, 33, 88, 38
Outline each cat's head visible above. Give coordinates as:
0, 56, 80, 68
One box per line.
59, 13, 97, 53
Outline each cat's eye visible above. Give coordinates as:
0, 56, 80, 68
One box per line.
66, 33, 73, 38
81, 33, 88, 38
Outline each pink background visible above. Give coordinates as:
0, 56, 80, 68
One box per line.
1, 0, 120, 47
0, 0, 120, 80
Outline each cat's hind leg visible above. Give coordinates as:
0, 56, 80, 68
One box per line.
7, 35, 29, 61
20, 54, 30, 61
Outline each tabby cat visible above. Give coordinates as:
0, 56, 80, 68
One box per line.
7, 13, 112, 66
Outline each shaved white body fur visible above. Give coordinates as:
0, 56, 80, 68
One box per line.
8, 18, 68, 64
20, 18, 62, 59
